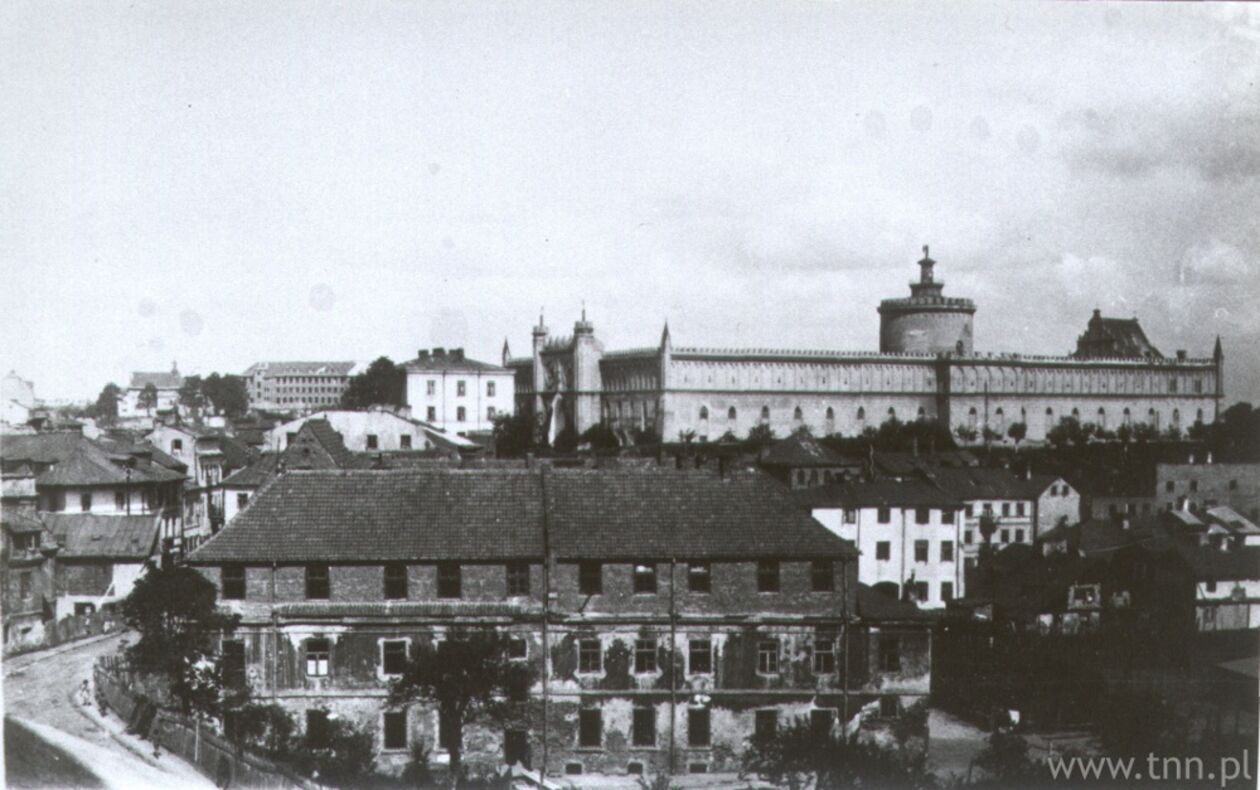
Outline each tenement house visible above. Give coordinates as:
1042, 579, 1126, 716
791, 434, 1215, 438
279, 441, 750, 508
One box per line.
187, 468, 932, 780
243, 361, 363, 412
403, 348, 516, 436
506, 248, 1222, 444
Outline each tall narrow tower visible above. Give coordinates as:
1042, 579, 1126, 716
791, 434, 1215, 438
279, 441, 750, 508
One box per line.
878, 246, 976, 355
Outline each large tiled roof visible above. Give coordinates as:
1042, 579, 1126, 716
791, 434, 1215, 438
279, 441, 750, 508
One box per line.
918, 467, 1035, 501
221, 453, 281, 488
34, 444, 185, 486
1, 432, 92, 465
129, 370, 183, 389
1074, 313, 1163, 359
187, 469, 854, 564
402, 349, 509, 373
794, 479, 963, 509
760, 433, 859, 469
43, 513, 158, 559
244, 361, 359, 377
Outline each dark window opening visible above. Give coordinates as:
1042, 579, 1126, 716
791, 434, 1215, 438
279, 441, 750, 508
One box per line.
633, 562, 657, 594
384, 563, 408, 600
687, 562, 711, 593
635, 639, 657, 674
688, 709, 711, 747
632, 706, 655, 747
578, 709, 602, 748
877, 507, 892, 523
578, 639, 602, 673
305, 564, 330, 599
305, 638, 331, 677
382, 640, 408, 675
876, 541, 890, 560
507, 637, 527, 660
811, 560, 834, 592
757, 640, 779, 674
222, 565, 246, 599
437, 562, 461, 598
689, 639, 712, 674
222, 639, 246, 688
506, 562, 531, 596
878, 636, 900, 673
579, 562, 602, 595
757, 560, 780, 593
383, 711, 407, 750
755, 710, 778, 739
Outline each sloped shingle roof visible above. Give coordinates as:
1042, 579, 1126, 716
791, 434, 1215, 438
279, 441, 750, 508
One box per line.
760, 433, 859, 469
129, 370, 183, 389
794, 479, 963, 509
43, 513, 158, 559
188, 469, 854, 564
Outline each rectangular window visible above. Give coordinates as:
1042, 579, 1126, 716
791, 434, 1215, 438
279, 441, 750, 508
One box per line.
437, 563, 461, 599
80, 493, 92, 512
843, 508, 858, 524
757, 560, 780, 593
1016, 502, 1026, 517
1165, 481, 1175, 493
941, 508, 954, 523
382, 640, 408, 675
383, 711, 407, 751
222, 565, 246, 600
1001, 503, 1011, 517
457, 381, 467, 397
754, 710, 778, 739
914, 540, 928, 563
400, 434, 412, 450
306, 710, 330, 746
687, 562, 711, 593
915, 507, 930, 524
689, 639, 712, 674
366, 434, 379, 450
633, 562, 657, 594
426, 380, 436, 396
222, 639, 246, 688
578, 562, 602, 595
877, 507, 891, 523
941, 582, 955, 602
236, 492, 249, 510
941, 542, 954, 562
286, 432, 297, 447
306, 638, 330, 676
635, 639, 658, 674
1190, 480, 1198, 492
813, 632, 836, 674
965, 504, 974, 517
810, 709, 835, 735
456, 406, 466, 422
487, 406, 496, 420
427, 406, 437, 422
172, 438, 183, 453
578, 639, 602, 673
876, 541, 890, 560
878, 636, 900, 672
688, 709, 711, 747
632, 706, 655, 747
504, 729, 529, 767
507, 637, 527, 660
487, 381, 496, 397
811, 560, 834, 592
757, 640, 779, 674
914, 581, 929, 601
578, 709, 601, 748
1015, 529, 1025, 543
506, 562, 531, 596
879, 697, 899, 718
306, 564, 330, 599
384, 563, 408, 600
19, 571, 31, 599
1000, 529, 1010, 544
115, 491, 126, 510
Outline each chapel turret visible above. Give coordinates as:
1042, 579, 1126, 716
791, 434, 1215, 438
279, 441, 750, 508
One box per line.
878, 246, 976, 355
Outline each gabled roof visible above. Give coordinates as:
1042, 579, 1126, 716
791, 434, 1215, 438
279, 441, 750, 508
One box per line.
1074, 311, 1163, 359
873, 450, 977, 477
760, 433, 859, 469
1, 432, 93, 465
43, 513, 158, 560
2, 509, 47, 534
1203, 506, 1260, 536
34, 444, 184, 486
221, 452, 281, 488
917, 466, 1037, 502
793, 479, 963, 509
294, 419, 358, 469
129, 370, 183, 389
188, 469, 855, 564
402, 349, 509, 373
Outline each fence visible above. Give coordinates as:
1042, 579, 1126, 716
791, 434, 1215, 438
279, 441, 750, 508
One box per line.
93, 659, 319, 790
3, 608, 122, 657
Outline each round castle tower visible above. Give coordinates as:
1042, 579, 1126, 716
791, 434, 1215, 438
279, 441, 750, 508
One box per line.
878, 246, 976, 355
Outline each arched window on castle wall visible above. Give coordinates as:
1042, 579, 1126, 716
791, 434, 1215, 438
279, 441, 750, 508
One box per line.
1071, 407, 1080, 420
825, 407, 835, 435
917, 407, 926, 421
760, 405, 770, 425
1148, 408, 1158, 430
793, 406, 804, 424
1045, 408, 1055, 432
968, 407, 978, 429
1122, 408, 1132, 427
995, 407, 1005, 432
1172, 409, 1181, 429
699, 406, 709, 420
857, 406, 866, 423
887, 407, 896, 421
698, 406, 710, 440
1196, 408, 1204, 424
1097, 407, 1107, 429
728, 406, 737, 421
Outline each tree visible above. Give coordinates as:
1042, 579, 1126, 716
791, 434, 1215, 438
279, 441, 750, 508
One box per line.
1006, 422, 1027, 447
340, 357, 405, 410
202, 373, 249, 417
742, 717, 933, 790
954, 424, 978, 444
88, 383, 122, 423
973, 731, 1039, 783
178, 374, 206, 416
981, 426, 1003, 445
492, 412, 537, 458
388, 628, 530, 783
138, 382, 160, 416
580, 423, 621, 451
746, 423, 776, 450
119, 563, 240, 715
289, 710, 376, 788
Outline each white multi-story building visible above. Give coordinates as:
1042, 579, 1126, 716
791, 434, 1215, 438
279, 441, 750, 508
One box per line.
799, 480, 965, 608
403, 348, 515, 435
242, 361, 363, 412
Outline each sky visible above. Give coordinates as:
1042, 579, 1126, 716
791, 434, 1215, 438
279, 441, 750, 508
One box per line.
2, 1, 1257, 405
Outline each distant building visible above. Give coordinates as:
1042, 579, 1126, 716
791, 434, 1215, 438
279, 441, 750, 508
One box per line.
758, 432, 862, 489
118, 364, 183, 419
187, 468, 932, 780
264, 409, 481, 455
799, 479, 965, 608
1, 371, 38, 428
243, 361, 362, 412
505, 251, 1222, 444
145, 424, 254, 550
1156, 456, 1260, 523
403, 348, 515, 435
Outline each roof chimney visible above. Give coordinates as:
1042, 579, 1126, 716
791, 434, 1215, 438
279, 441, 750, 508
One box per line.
418, 350, 430, 359
433, 347, 445, 357
452, 348, 465, 361
1176, 349, 1187, 361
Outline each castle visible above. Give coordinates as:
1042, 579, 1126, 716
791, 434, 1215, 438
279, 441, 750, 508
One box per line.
505, 248, 1223, 444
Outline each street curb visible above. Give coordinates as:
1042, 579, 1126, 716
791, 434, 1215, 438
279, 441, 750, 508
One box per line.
4, 630, 125, 674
